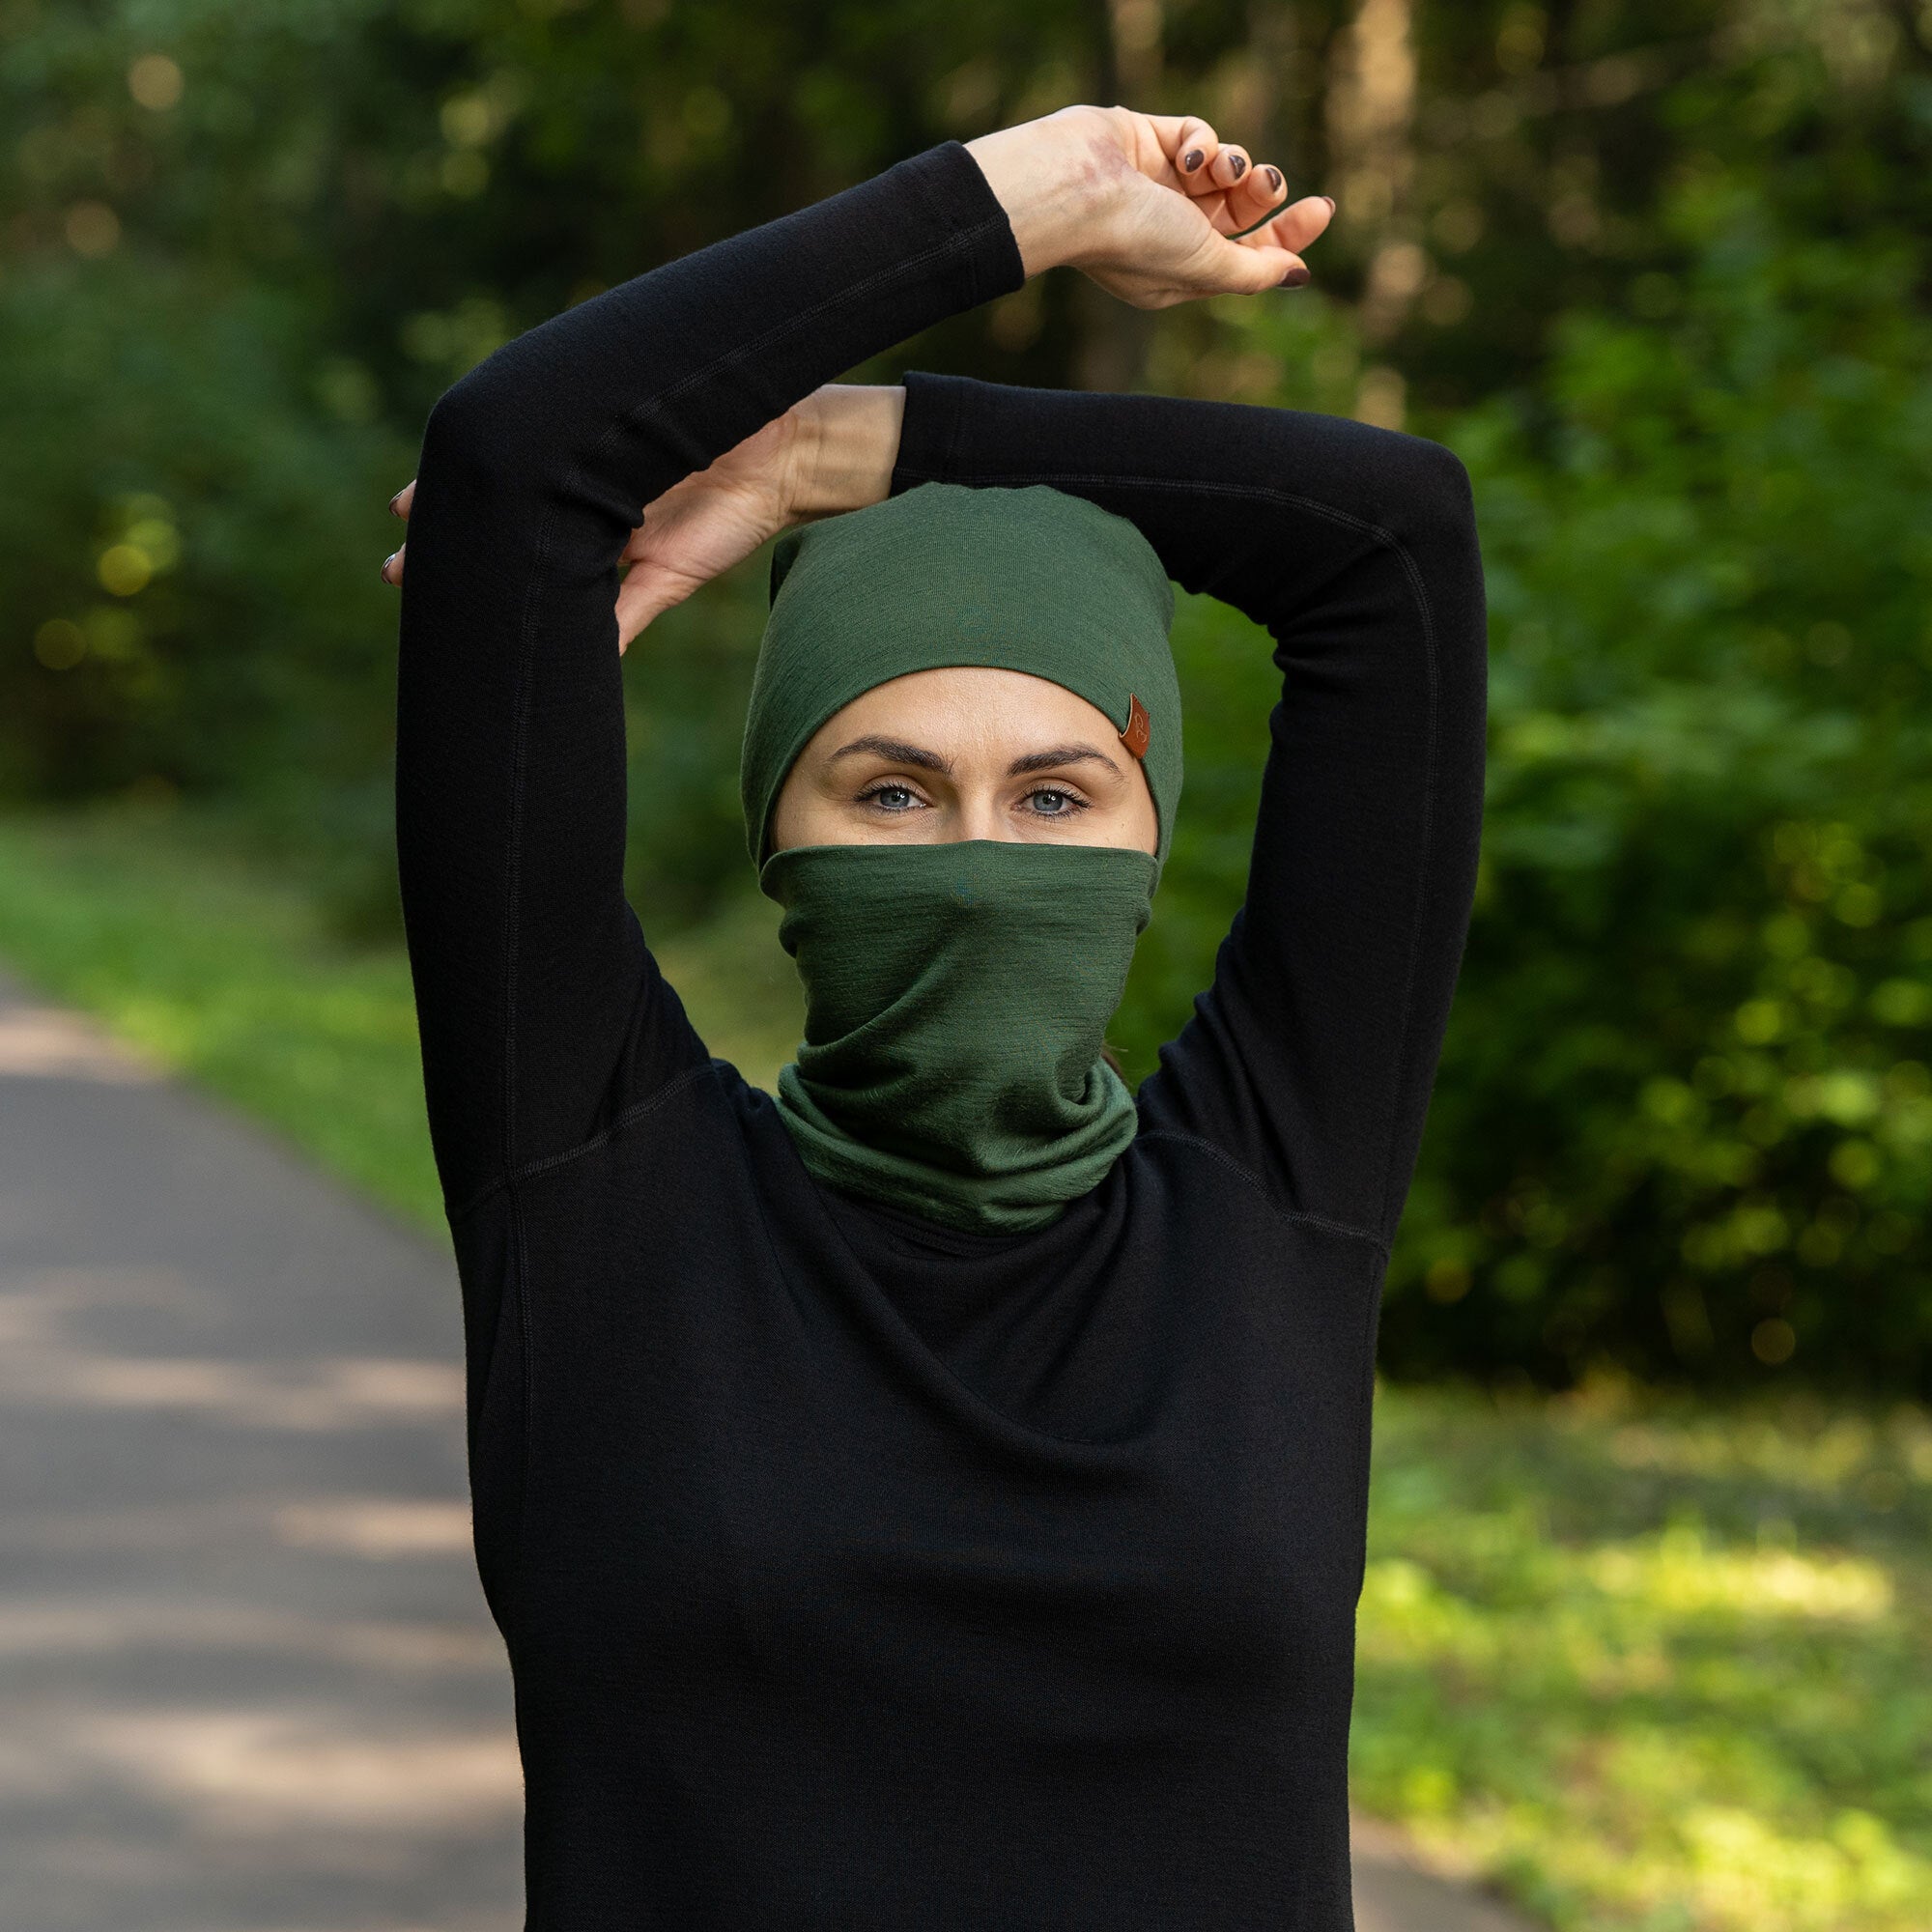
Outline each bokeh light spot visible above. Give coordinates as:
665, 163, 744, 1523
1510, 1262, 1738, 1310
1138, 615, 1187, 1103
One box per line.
65, 201, 121, 257
98, 545, 153, 597
128, 53, 185, 111
440, 95, 493, 148
33, 618, 87, 670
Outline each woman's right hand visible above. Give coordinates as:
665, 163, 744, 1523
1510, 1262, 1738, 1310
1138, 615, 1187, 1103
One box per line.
965, 106, 1331, 306
382, 412, 807, 650
381, 384, 906, 649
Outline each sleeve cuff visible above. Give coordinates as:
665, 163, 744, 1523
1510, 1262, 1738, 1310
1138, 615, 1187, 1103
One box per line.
893, 369, 976, 492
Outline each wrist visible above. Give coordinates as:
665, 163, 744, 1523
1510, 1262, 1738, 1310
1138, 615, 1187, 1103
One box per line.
964, 109, 1117, 278
787, 384, 906, 520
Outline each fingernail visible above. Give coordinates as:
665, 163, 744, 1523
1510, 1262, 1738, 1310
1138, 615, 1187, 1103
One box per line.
1322, 195, 1336, 213
1181, 149, 1204, 173
1265, 166, 1283, 192
1278, 265, 1311, 289
1229, 155, 1247, 180
388, 493, 404, 516
381, 553, 397, 581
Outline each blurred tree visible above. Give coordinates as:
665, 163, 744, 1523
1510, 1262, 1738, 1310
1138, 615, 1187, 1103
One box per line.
1116, 18, 1932, 1390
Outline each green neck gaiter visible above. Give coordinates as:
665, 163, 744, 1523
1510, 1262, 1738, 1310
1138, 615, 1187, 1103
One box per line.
761, 839, 1157, 1233
741, 480, 1182, 1234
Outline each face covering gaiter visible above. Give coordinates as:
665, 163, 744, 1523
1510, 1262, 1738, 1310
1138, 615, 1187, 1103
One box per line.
740, 479, 1183, 1235
760, 840, 1157, 1233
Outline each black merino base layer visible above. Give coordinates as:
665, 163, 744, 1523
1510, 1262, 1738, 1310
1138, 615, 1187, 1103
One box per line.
395, 140, 1487, 1930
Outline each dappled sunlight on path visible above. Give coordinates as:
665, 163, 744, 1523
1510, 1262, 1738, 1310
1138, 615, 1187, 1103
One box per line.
0, 970, 522, 1930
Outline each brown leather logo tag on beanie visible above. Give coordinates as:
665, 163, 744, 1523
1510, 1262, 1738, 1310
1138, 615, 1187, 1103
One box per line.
1120, 693, 1151, 762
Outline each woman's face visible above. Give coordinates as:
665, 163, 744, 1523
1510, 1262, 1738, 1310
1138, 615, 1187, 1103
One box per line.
768, 666, 1159, 857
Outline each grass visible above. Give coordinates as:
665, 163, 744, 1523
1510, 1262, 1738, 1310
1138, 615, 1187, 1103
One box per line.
0, 805, 446, 1226
1356, 1385, 1932, 1930
1, 805, 1927, 1930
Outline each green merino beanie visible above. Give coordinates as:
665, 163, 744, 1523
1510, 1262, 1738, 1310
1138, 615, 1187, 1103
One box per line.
740, 481, 1181, 868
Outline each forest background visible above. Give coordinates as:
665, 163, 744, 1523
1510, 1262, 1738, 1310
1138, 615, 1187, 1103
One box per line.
4, 0, 1931, 1395
7, 7, 1932, 1925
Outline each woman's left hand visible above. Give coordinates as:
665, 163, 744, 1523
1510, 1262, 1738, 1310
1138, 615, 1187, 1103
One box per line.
967, 106, 1334, 305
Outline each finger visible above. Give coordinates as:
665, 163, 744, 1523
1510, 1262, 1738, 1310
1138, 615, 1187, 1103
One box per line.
1194, 228, 1308, 297
1208, 144, 1251, 192
612, 559, 702, 651
380, 542, 405, 585
1223, 159, 1291, 231
1141, 113, 1219, 187
1234, 191, 1334, 252
389, 479, 415, 520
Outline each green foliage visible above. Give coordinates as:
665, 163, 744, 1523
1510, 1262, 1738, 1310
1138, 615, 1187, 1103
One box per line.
0, 253, 409, 802
1354, 1380, 1932, 1931
1397, 182, 1932, 1390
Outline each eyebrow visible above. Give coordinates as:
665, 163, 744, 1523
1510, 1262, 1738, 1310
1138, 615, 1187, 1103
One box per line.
828, 734, 953, 775
1007, 744, 1124, 781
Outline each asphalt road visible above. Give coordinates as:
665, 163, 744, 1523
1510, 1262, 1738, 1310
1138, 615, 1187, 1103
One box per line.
0, 966, 1536, 1931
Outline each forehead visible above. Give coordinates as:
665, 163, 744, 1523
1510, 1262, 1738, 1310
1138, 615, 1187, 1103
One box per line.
804, 666, 1116, 758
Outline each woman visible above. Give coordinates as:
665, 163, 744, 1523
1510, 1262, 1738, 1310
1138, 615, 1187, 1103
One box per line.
384, 104, 1484, 1930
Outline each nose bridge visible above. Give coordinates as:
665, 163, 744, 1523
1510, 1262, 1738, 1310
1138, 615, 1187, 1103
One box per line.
951, 776, 1013, 844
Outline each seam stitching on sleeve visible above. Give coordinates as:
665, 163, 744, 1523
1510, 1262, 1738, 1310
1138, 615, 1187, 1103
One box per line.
898, 466, 1444, 1242
625, 218, 1005, 418
509, 1189, 535, 1574
447, 1058, 719, 1221
1136, 1130, 1390, 1254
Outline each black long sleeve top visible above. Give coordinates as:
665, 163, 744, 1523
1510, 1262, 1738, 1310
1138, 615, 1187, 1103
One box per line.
396, 139, 1485, 1931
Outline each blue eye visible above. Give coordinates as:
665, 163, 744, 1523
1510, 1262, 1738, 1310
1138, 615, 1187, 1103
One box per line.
1027, 787, 1085, 816
862, 783, 919, 811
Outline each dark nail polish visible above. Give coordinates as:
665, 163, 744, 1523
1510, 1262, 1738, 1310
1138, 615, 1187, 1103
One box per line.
1265, 166, 1283, 193
1278, 265, 1311, 289
1181, 149, 1203, 173
1229, 155, 1247, 180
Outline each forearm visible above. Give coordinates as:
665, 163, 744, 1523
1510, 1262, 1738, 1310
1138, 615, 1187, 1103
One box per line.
424, 115, 1102, 526
423, 151, 1015, 543
890, 372, 1479, 620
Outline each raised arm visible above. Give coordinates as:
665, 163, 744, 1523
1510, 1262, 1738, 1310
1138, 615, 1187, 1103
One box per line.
889, 376, 1486, 1247
390, 109, 1328, 1216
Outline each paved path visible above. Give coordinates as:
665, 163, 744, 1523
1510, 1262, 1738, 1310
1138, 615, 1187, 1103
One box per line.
0, 967, 1536, 1930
